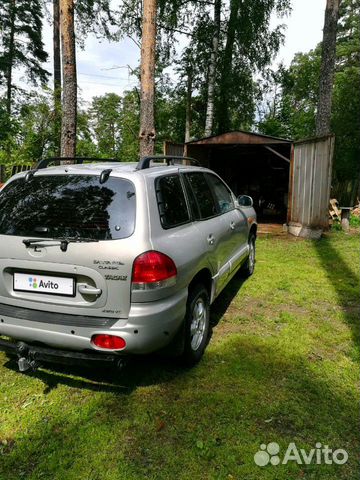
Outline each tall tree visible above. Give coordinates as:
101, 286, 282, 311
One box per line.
177, 48, 196, 143
258, 0, 359, 203
75, 0, 117, 41
89, 93, 122, 157
316, 0, 341, 136
215, 0, 290, 133
258, 51, 322, 139
204, 0, 221, 137
53, 0, 62, 155
139, 0, 157, 157
5, 0, 15, 117
60, 0, 77, 157
0, 0, 48, 116
119, 90, 141, 161
185, 65, 193, 143
336, 0, 360, 68
218, 0, 239, 133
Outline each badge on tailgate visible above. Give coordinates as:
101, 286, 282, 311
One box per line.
13, 272, 75, 297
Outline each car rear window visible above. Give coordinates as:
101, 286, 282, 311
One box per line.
155, 175, 190, 228
0, 175, 136, 240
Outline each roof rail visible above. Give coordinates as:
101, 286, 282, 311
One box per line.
21, 157, 120, 182
136, 155, 199, 170
36, 157, 121, 169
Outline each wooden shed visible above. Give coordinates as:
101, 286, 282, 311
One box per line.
164, 131, 335, 238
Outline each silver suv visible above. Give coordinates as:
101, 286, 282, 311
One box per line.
0, 156, 257, 370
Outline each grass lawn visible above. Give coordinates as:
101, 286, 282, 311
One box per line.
0, 231, 359, 480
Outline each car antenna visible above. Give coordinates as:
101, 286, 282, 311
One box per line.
99, 169, 112, 184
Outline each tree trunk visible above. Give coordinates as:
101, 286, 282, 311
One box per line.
185, 67, 192, 143
316, 0, 341, 137
204, 0, 221, 138
218, 0, 239, 133
53, 0, 62, 155
6, 0, 16, 117
60, 0, 77, 158
139, 0, 157, 158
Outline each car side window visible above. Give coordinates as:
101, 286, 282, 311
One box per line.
184, 172, 218, 219
182, 174, 201, 220
155, 175, 190, 229
205, 173, 234, 214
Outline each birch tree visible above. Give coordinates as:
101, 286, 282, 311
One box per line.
218, 0, 239, 133
204, 0, 221, 137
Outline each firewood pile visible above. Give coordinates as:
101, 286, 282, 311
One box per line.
352, 205, 360, 217
330, 198, 360, 220
329, 199, 341, 220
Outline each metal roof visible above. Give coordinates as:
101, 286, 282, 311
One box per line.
186, 130, 292, 146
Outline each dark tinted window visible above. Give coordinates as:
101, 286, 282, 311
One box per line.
185, 173, 218, 219
182, 174, 201, 220
0, 175, 136, 240
156, 175, 190, 228
205, 173, 234, 214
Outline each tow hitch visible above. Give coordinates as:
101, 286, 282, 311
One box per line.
16, 342, 40, 372
0, 337, 125, 371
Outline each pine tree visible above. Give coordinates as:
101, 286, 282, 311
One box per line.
139, 0, 157, 157
60, 0, 77, 158
316, 0, 341, 136
0, 0, 49, 116
53, 0, 62, 155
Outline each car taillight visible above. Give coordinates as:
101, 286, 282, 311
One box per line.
132, 251, 177, 290
92, 334, 126, 350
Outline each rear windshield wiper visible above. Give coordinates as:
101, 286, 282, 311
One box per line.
23, 237, 99, 252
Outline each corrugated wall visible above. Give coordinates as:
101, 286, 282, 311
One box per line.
289, 136, 335, 229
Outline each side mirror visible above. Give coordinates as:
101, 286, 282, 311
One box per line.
237, 195, 253, 208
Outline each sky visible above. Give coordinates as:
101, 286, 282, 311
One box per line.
271, 0, 326, 66
18, 0, 327, 105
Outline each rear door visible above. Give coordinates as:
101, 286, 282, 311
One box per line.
182, 172, 232, 293
0, 173, 138, 319
205, 173, 249, 273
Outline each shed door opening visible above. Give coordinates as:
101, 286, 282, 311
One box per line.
187, 143, 291, 224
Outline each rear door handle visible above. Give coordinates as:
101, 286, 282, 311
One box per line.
207, 234, 215, 246
78, 284, 102, 296
230, 221, 236, 230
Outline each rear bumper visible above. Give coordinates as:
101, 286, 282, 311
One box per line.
0, 289, 188, 357
0, 337, 121, 370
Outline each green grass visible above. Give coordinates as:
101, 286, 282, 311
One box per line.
0, 232, 359, 480
350, 214, 360, 228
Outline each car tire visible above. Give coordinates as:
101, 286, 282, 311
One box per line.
240, 233, 256, 278
179, 283, 210, 367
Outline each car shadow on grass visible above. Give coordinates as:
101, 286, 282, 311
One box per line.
1, 337, 358, 480
314, 234, 360, 353
210, 273, 246, 327
2, 272, 247, 394
2, 354, 189, 395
